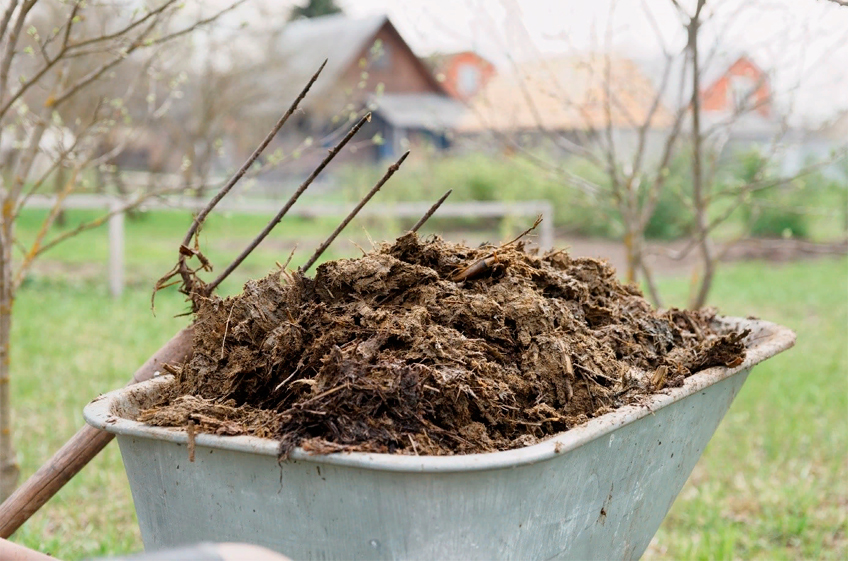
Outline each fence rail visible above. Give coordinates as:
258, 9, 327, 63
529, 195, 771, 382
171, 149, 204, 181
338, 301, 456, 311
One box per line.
24, 195, 554, 297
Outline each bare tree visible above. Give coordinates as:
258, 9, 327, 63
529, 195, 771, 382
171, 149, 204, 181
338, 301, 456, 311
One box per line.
0, 0, 243, 500
156, 23, 274, 197
474, 0, 847, 309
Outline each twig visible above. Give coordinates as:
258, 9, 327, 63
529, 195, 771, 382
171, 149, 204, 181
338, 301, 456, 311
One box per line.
22, 186, 184, 269
13, 165, 80, 287
186, 420, 196, 462
301, 151, 410, 273
220, 303, 235, 360
411, 189, 452, 233
450, 215, 544, 282
281, 245, 298, 270
501, 215, 543, 248
205, 112, 372, 293
575, 362, 618, 385
297, 383, 350, 407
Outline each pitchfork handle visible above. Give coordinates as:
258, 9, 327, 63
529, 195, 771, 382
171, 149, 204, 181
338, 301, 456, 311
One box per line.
0, 326, 194, 538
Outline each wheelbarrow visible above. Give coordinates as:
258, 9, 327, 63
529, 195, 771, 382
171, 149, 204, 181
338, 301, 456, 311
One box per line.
84, 317, 794, 560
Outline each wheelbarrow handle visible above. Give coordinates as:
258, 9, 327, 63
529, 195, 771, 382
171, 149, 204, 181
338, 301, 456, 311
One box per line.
0, 326, 194, 539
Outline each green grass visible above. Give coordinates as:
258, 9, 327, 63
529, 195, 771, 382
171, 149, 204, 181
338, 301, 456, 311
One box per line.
14, 208, 506, 296
15, 208, 352, 295
646, 257, 848, 560
5, 254, 847, 559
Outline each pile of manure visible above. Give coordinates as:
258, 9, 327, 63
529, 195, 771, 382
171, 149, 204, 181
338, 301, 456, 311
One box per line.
139, 232, 747, 456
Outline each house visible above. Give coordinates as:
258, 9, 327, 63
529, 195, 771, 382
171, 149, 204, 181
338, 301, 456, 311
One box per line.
693, 54, 791, 165
701, 55, 772, 119
248, 14, 466, 167
428, 51, 497, 101
457, 55, 673, 162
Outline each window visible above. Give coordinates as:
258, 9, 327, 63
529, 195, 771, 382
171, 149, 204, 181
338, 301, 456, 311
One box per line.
457, 64, 481, 97
371, 40, 391, 70
729, 75, 756, 112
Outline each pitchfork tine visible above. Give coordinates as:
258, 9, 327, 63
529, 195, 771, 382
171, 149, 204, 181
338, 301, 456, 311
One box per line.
301, 151, 410, 273
154, 60, 327, 309
411, 189, 452, 233
205, 112, 373, 293
181, 59, 327, 249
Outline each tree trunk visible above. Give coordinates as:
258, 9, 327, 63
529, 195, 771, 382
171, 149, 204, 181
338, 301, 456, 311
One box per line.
687, 2, 714, 310
53, 167, 67, 227
0, 209, 19, 501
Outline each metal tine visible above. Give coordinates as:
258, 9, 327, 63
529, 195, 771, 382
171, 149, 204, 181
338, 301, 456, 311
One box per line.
301, 151, 410, 273
411, 189, 452, 233
180, 59, 327, 250
205, 112, 373, 293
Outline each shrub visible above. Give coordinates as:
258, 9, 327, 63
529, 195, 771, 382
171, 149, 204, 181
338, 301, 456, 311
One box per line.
642, 153, 694, 240
727, 150, 810, 239
337, 152, 622, 238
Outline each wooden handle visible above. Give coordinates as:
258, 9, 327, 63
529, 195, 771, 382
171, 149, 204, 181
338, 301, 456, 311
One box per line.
0, 326, 194, 538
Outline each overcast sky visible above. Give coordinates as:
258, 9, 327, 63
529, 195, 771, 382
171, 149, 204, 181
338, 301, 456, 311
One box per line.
335, 0, 848, 126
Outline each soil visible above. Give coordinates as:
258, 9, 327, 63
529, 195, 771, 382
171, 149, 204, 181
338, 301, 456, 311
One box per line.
138, 233, 748, 457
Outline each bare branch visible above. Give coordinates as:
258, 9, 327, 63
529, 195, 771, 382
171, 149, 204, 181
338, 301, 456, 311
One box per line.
639, 259, 663, 308
686, 0, 714, 309
25, 186, 187, 264
13, 113, 98, 218
144, 0, 249, 48
0, 0, 247, 121
641, 0, 672, 57
601, 8, 621, 197
66, 0, 180, 51
0, 1, 20, 47
0, 0, 36, 110
639, 102, 688, 230
13, 166, 81, 287
666, 151, 848, 263
628, 52, 675, 186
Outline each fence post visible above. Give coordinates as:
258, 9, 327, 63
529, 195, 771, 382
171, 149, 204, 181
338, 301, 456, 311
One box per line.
539, 202, 555, 251
108, 199, 125, 298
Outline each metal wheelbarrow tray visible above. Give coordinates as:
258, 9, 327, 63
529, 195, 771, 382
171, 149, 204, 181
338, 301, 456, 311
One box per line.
84, 317, 795, 560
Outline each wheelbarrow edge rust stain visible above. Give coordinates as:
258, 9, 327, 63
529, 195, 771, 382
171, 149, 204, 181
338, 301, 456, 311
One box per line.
84, 317, 795, 561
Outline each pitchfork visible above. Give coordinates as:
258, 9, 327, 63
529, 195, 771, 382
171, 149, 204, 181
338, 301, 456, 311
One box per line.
0, 60, 451, 537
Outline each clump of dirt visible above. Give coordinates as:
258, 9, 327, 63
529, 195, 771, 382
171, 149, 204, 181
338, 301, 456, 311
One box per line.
138, 233, 748, 456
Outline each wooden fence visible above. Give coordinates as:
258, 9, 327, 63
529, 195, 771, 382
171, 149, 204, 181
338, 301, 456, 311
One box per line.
25, 195, 554, 297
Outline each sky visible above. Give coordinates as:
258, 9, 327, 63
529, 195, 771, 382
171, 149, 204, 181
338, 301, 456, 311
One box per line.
335, 0, 848, 126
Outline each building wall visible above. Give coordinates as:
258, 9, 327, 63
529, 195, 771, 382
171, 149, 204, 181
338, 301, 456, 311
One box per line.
338, 24, 443, 98
250, 21, 450, 178
701, 57, 771, 117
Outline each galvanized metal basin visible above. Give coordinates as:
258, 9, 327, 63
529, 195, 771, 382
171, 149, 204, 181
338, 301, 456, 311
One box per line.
84, 317, 794, 560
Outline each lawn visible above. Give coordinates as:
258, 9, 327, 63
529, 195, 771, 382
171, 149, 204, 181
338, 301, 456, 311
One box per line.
5, 252, 847, 559
15, 207, 502, 296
